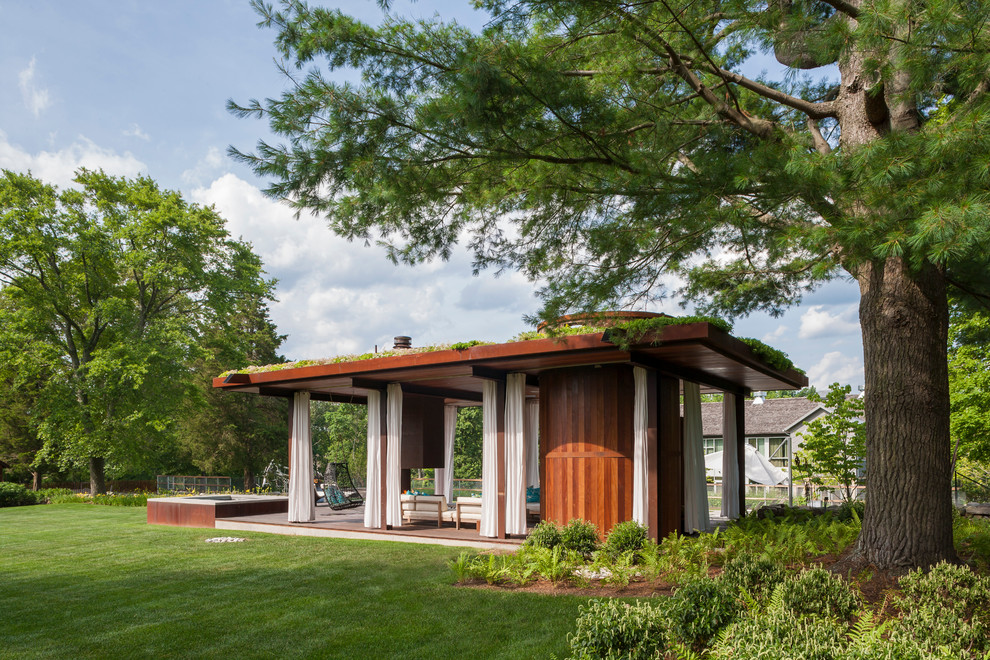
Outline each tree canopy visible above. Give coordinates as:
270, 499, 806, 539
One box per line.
232, 0, 990, 568
0, 169, 276, 493
232, 0, 990, 318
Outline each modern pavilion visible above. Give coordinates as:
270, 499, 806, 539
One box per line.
212, 313, 807, 541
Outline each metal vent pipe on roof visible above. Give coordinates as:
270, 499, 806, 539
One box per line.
393, 336, 412, 349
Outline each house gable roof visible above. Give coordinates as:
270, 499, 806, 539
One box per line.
700, 397, 825, 437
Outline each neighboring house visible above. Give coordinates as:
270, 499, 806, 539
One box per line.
700, 397, 828, 473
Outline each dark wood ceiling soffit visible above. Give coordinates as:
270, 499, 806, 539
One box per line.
256, 387, 367, 404
628, 352, 750, 396
351, 378, 388, 392
471, 366, 508, 382
398, 383, 483, 403
696, 331, 806, 388
351, 377, 483, 403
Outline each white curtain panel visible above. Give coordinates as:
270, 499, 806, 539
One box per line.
721, 394, 741, 518
436, 404, 457, 505
632, 366, 649, 526
524, 399, 540, 488
505, 373, 527, 535
481, 380, 499, 537
682, 381, 710, 533
288, 391, 315, 523
363, 389, 382, 528
386, 383, 403, 527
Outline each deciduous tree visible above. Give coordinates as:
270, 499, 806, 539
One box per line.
179, 293, 287, 489
231, 0, 990, 568
795, 383, 866, 503
0, 169, 273, 494
948, 302, 990, 467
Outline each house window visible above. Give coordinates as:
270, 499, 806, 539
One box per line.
748, 436, 789, 469
768, 436, 789, 469
703, 438, 723, 455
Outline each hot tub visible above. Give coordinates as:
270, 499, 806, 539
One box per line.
147, 494, 289, 528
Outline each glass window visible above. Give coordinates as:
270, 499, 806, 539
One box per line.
702, 438, 723, 454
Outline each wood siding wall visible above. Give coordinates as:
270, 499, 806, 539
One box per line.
400, 393, 444, 469
540, 365, 635, 538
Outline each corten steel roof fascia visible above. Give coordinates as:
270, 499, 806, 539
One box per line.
211, 322, 808, 395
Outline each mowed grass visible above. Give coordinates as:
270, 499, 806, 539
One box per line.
0, 505, 589, 659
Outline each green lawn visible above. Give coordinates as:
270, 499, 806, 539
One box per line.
0, 505, 589, 659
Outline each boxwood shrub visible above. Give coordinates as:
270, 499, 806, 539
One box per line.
603, 520, 649, 560
561, 519, 601, 557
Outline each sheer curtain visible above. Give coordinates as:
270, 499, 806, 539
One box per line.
505, 373, 526, 535
480, 380, 498, 537
385, 383, 403, 527
524, 400, 540, 488
682, 381, 710, 533
721, 394, 740, 518
435, 404, 457, 506
288, 391, 315, 523
632, 366, 648, 525
363, 390, 381, 528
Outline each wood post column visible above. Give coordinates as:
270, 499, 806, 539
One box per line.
287, 401, 294, 483
657, 375, 682, 538
646, 370, 659, 540
735, 392, 746, 517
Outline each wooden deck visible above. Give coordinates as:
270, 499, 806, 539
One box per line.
214, 504, 530, 550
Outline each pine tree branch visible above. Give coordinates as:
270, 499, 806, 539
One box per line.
684, 59, 838, 119
807, 117, 833, 154
817, 0, 861, 19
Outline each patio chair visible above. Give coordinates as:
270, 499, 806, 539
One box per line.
323, 462, 364, 510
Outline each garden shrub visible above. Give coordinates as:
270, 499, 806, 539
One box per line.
561, 519, 600, 557
778, 567, 858, 621
719, 553, 786, 602
0, 483, 41, 507
91, 492, 148, 506
665, 578, 742, 649
567, 599, 667, 660
710, 610, 851, 660
889, 561, 990, 658
603, 520, 648, 560
525, 520, 562, 550
835, 499, 865, 522
36, 488, 75, 503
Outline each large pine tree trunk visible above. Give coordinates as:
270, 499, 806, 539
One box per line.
89, 456, 106, 495
856, 257, 956, 568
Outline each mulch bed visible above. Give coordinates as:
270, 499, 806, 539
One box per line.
456, 546, 907, 604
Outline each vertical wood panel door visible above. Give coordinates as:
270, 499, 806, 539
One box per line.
540, 365, 635, 538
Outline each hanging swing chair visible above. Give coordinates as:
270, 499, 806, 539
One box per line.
319, 462, 364, 510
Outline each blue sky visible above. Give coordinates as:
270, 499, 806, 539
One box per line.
0, 0, 864, 389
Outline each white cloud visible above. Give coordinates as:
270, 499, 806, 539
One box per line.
192, 174, 538, 362
0, 130, 146, 188
18, 57, 51, 118
798, 304, 860, 339
761, 324, 788, 343
123, 123, 150, 141
180, 147, 225, 187
806, 351, 863, 390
